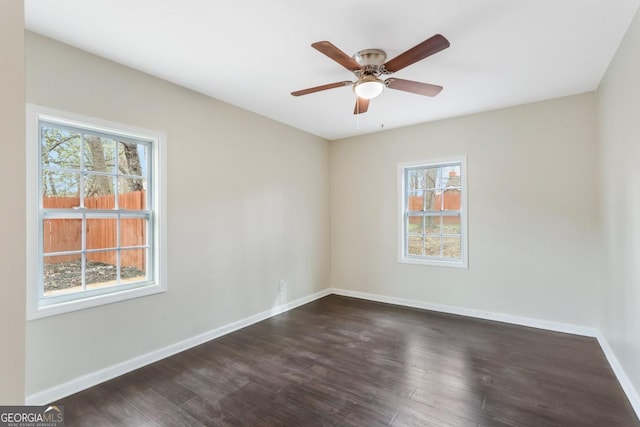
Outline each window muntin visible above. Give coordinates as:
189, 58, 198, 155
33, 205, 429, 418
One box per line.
40, 121, 152, 301
28, 104, 166, 319
400, 158, 467, 267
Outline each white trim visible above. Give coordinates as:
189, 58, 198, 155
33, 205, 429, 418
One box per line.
26, 103, 168, 320
596, 332, 640, 418
26, 286, 640, 422
331, 288, 596, 337
28, 284, 166, 320
397, 156, 469, 269
25, 288, 331, 405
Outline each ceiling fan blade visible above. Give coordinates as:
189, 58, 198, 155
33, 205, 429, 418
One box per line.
291, 81, 353, 96
312, 41, 362, 72
386, 78, 443, 97
353, 97, 369, 114
383, 34, 450, 73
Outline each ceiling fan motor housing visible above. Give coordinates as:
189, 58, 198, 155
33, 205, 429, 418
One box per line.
353, 49, 387, 67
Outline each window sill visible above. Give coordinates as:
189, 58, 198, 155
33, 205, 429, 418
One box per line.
27, 283, 166, 320
398, 256, 468, 269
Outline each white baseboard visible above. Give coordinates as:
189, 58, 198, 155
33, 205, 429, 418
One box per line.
25, 288, 331, 405
596, 332, 640, 418
26, 286, 640, 422
331, 288, 597, 337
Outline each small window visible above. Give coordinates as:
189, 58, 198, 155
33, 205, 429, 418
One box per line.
398, 157, 468, 268
27, 105, 166, 319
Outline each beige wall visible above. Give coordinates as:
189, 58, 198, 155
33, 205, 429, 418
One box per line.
0, 0, 26, 404
597, 5, 640, 402
331, 93, 602, 327
25, 32, 331, 396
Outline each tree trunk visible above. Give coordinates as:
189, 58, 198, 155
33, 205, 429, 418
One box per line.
85, 137, 113, 197
119, 142, 144, 191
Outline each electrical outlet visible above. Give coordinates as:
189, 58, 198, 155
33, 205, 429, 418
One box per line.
279, 280, 286, 291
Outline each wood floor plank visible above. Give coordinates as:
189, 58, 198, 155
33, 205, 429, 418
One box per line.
178, 395, 242, 427
52, 295, 640, 426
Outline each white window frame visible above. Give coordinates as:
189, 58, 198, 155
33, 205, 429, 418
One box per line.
398, 156, 468, 268
26, 104, 167, 319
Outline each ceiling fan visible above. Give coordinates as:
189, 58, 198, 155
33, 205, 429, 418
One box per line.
291, 34, 450, 114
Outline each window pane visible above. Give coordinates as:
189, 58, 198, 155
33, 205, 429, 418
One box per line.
443, 216, 461, 235
406, 169, 425, 191
121, 249, 147, 283
425, 216, 441, 234
118, 178, 146, 210
444, 165, 461, 189
401, 160, 465, 266
121, 217, 147, 247
87, 218, 117, 250
41, 127, 81, 170
407, 235, 424, 256
442, 189, 461, 211
118, 141, 147, 176
443, 237, 462, 259
407, 191, 424, 211
424, 236, 441, 257
86, 252, 119, 289
35, 108, 161, 316
424, 167, 440, 189
407, 216, 423, 234
42, 171, 80, 201
84, 174, 116, 208
84, 136, 116, 173
424, 190, 438, 211
43, 218, 81, 253
44, 254, 82, 296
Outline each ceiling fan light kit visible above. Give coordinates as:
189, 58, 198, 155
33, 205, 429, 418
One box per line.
353, 76, 385, 99
291, 34, 450, 114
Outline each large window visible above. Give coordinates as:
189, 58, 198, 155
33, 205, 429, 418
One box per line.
27, 105, 166, 319
399, 157, 467, 268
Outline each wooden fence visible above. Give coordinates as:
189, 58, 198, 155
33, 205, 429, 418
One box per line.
408, 189, 461, 226
43, 191, 146, 270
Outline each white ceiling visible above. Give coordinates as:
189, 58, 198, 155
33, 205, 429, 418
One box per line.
25, 0, 640, 140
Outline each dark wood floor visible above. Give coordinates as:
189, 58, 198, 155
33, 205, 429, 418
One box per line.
54, 295, 639, 426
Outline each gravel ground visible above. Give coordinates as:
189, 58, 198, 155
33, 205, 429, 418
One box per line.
408, 236, 461, 258
44, 260, 145, 292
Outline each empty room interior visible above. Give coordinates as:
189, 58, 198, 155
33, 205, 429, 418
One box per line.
3, 0, 640, 425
